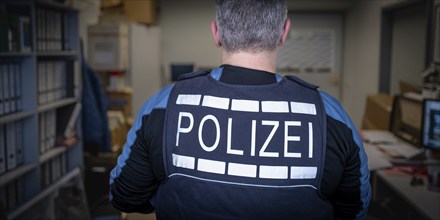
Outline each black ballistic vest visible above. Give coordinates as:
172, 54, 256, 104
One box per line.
156, 70, 333, 220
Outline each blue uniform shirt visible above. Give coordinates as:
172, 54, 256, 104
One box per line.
110, 67, 371, 220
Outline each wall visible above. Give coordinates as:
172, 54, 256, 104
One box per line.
342, 1, 384, 126
70, 1, 163, 118
70, 0, 101, 59
390, 3, 426, 95
159, 0, 220, 84
130, 24, 162, 116
158, 0, 352, 83
286, 0, 352, 11
158, 0, 408, 127
70, 0, 422, 127
342, 0, 408, 126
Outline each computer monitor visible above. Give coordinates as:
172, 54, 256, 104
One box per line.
421, 99, 440, 150
171, 64, 194, 81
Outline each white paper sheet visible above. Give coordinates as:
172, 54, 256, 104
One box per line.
364, 143, 393, 171
376, 141, 422, 159
362, 130, 398, 144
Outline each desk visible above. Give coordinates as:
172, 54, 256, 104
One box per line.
374, 170, 440, 220
363, 130, 440, 219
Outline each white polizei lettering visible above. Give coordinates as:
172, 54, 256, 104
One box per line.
290, 166, 317, 179
198, 115, 220, 152
227, 118, 244, 155
231, 99, 259, 112
197, 158, 226, 174
176, 94, 201, 105
172, 153, 195, 169
259, 120, 280, 157
290, 102, 317, 115
259, 165, 288, 179
284, 121, 302, 158
261, 101, 289, 113
176, 112, 194, 147
251, 120, 256, 156
202, 95, 230, 110
228, 162, 257, 178
309, 122, 313, 158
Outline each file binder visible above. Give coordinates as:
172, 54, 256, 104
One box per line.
5, 122, 16, 171
15, 121, 23, 166
0, 125, 5, 175
2, 64, 10, 114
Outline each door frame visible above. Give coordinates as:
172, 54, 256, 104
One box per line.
378, 0, 434, 94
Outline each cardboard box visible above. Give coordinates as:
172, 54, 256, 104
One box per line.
101, 0, 122, 8
362, 94, 393, 130
88, 24, 128, 71
99, 10, 130, 24
100, 0, 157, 25
107, 110, 127, 153
123, 0, 157, 25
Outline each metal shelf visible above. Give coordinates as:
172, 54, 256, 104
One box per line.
35, 0, 78, 12
0, 164, 37, 187
0, 1, 83, 218
39, 140, 77, 164
0, 52, 33, 57
36, 51, 78, 58
7, 168, 81, 220
37, 98, 78, 113
0, 111, 35, 125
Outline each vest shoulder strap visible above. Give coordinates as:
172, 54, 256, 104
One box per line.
285, 75, 319, 90
178, 70, 210, 81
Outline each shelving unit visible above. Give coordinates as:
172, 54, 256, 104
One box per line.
8, 167, 90, 220
36, 50, 78, 57
0, 111, 35, 124
0, 0, 84, 219
0, 164, 37, 187
39, 142, 76, 164
37, 97, 78, 113
0, 52, 33, 57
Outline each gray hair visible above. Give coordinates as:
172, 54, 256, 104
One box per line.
215, 0, 288, 53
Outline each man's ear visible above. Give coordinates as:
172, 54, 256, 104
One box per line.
279, 18, 291, 46
211, 20, 222, 47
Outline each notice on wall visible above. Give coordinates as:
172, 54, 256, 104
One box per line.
92, 41, 115, 64
277, 29, 335, 74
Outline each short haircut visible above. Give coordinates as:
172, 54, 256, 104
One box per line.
215, 0, 288, 53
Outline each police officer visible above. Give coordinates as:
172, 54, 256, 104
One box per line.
110, 0, 371, 219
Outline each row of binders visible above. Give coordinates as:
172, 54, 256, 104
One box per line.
40, 110, 57, 155
40, 153, 67, 189
0, 120, 24, 176
0, 61, 22, 116
0, 179, 22, 212
0, 12, 31, 52
0, 155, 68, 213
36, 7, 65, 51
38, 60, 68, 105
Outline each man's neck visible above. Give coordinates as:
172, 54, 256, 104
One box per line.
221, 50, 278, 73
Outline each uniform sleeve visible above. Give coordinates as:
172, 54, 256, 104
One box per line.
109, 85, 173, 213
320, 92, 371, 220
